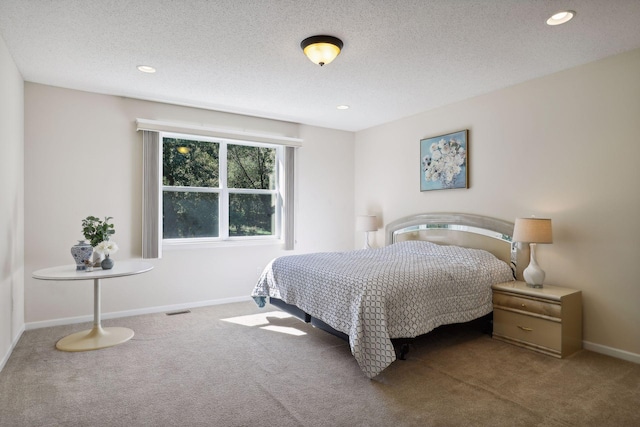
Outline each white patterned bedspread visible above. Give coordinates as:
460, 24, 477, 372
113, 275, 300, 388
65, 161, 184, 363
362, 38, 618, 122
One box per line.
251, 241, 514, 378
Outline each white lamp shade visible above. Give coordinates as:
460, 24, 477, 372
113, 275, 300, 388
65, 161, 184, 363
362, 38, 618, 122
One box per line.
513, 218, 553, 244
356, 215, 378, 232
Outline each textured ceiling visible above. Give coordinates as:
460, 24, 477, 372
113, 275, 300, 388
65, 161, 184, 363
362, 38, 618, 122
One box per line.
1, 0, 640, 132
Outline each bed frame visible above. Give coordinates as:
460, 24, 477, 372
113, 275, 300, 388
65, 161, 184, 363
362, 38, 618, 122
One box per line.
269, 212, 526, 358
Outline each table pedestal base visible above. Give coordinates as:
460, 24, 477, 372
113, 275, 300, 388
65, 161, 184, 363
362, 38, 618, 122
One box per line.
56, 326, 134, 352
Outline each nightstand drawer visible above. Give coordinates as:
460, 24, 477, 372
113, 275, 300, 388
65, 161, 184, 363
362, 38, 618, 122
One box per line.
493, 309, 561, 353
493, 293, 561, 319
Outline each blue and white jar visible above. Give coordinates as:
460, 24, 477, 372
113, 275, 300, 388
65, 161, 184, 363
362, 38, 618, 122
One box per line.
71, 240, 93, 270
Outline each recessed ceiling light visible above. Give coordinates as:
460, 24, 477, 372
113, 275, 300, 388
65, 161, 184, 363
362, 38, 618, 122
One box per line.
137, 65, 156, 73
546, 10, 575, 26
336, 105, 349, 110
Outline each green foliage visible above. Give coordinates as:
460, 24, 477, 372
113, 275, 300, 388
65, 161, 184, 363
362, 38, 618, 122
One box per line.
82, 216, 115, 247
163, 192, 219, 239
227, 144, 275, 190
162, 138, 277, 238
227, 144, 276, 236
229, 193, 274, 237
163, 138, 219, 187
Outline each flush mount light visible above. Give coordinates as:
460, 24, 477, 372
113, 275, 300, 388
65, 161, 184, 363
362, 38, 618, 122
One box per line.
301, 35, 343, 66
336, 105, 350, 110
137, 65, 156, 73
546, 10, 575, 26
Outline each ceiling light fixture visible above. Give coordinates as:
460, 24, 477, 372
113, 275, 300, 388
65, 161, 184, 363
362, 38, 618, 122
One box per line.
300, 35, 343, 66
336, 105, 349, 110
137, 65, 156, 73
546, 10, 575, 26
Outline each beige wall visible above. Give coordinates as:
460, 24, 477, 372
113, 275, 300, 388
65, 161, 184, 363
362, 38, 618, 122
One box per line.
0, 35, 25, 369
354, 48, 640, 359
15, 45, 640, 364
23, 84, 354, 324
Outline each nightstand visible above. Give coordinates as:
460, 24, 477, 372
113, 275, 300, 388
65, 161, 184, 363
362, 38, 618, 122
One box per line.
492, 281, 582, 358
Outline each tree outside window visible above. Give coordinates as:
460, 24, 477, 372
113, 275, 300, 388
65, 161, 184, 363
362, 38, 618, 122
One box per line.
162, 136, 279, 240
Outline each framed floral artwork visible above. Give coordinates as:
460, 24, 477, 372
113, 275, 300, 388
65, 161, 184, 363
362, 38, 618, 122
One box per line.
420, 130, 468, 191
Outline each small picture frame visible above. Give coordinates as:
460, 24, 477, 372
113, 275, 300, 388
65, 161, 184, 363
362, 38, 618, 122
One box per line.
420, 130, 468, 191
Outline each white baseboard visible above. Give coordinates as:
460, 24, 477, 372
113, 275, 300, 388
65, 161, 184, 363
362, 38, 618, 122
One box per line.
583, 340, 640, 364
0, 325, 25, 373
25, 296, 253, 330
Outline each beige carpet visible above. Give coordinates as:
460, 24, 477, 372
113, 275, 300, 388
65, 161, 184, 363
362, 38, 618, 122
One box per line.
1, 301, 639, 427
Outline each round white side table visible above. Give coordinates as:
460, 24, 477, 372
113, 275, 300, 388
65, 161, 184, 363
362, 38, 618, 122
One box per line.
32, 260, 154, 352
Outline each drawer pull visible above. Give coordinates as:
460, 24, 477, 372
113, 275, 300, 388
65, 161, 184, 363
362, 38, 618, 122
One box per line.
521, 303, 527, 308
517, 325, 533, 332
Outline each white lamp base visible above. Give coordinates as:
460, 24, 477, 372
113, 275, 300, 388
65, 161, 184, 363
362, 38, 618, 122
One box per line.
523, 243, 545, 288
363, 231, 371, 249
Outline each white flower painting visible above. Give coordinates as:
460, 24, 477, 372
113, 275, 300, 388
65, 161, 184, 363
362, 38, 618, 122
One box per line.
420, 130, 468, 191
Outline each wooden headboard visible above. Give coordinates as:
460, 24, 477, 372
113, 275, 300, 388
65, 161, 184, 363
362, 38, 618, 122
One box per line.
385, 212, 528, 280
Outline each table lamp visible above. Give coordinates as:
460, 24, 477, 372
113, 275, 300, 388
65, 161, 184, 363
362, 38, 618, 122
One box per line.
512, 217, 553, 288
356, 215, 378, 249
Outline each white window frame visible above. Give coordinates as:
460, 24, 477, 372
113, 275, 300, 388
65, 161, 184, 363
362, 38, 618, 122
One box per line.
161, 131, 283, 245
138, 119, 299, 258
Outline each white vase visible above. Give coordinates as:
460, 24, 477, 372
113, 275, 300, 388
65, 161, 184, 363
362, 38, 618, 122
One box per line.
92, 251, 105, 267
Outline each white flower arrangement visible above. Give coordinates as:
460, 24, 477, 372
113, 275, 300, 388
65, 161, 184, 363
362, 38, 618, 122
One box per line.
422, 137, 466, 187
95, 240, 119, 256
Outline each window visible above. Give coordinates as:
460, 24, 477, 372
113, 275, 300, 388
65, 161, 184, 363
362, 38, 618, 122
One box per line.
162, 134, 282, 241
138, 119, 299, 258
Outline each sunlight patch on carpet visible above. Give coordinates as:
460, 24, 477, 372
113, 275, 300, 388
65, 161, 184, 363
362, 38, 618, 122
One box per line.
260, 325, 306, 336
221, 311, 307, 336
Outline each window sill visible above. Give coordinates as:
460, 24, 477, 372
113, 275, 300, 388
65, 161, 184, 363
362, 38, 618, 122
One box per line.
162, 238, 285, 251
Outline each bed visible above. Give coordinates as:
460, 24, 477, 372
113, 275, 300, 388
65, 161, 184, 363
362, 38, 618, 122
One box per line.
251, 213, 525, 378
